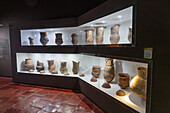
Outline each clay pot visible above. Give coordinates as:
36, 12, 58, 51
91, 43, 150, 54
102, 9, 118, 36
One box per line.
116, 90, 126, 96
24, 58, 34, 71
36, 61, 44, 72
90, 76, 97, 82
55, 33, 63, 45
71, 33, 78, 45
103, 59, 115, 83
102, 82, 111, 88
47, 60, 55, 72
110, 24, 120, 44
51, 70, 58, 74
95, 26, 106, 45
28, 37, 34, 46
118, 73, 130, 89
85, 29, 94, 45
130, 67, 147, 100
128, 28, 132, 43
60, 62, 69, 75
92, 65, 101, 78
40, 32, 49, 46
79, 73, 85, 77
72, 61, 80, 74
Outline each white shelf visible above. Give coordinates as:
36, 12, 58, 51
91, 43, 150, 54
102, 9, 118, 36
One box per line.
18, 70, 145, 113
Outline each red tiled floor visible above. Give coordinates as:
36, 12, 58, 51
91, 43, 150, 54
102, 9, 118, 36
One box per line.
0, 77, 104, 113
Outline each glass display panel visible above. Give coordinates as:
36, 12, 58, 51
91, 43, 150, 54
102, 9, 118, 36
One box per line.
20, 6, 134, 46
16, 53, 148, 113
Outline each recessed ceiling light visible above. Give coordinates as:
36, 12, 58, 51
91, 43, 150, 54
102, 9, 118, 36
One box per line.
118, 15, 122, 18
91, 25, 94, 27
50, 29, 53, 31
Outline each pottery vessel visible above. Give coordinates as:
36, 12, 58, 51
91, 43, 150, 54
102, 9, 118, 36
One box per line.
36, 61, 45, 72
130, 67, 147, 100
51, 70, 58, 74
102, 82, 111, 88
24, 58, 34, 71
92, 65, 101, 78
110, 24, 120, 44
40, 32, 49, 46
128, 28, 132, 43
90, 76, 97, 82
71, 33, 78, 45
103, 59, 115, 83
60, 62, 69, 75
116, 90, 126, 96
118, 73, 130, 89
55, 33, 63, 45
28, 37, 34, 46
95, 26, 106, 45
85, 29, 94, 45
72, 61, 80, 74
47, 60, 55, 72
79, 73, 85, 77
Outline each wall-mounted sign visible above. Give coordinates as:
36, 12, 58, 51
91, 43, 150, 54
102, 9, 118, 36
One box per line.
144, 48, 153, 59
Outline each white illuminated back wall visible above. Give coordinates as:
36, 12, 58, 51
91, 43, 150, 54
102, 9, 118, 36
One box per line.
16, 53, 147, 80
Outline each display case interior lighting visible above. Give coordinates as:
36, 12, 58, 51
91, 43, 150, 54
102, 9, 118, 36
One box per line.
101, 21, 106, 23
118, 15, 122, 18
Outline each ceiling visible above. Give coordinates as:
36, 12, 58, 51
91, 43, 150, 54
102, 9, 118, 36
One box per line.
0, 0, 107, 22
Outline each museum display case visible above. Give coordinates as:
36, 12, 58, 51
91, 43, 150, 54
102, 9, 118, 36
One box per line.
20, 5, 135, 46
16, 53, 151, 113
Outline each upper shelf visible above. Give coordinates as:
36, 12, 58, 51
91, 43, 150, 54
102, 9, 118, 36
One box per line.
20, 6, 135, 47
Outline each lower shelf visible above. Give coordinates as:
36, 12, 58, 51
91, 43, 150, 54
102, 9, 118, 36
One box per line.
16, 71, 145, 113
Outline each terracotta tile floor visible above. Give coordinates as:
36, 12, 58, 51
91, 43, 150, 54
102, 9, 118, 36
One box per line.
0, 77, 104, 113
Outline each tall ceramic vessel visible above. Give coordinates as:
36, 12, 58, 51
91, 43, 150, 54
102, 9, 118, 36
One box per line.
85, 29, 94, 45
110, 24, 120, 44
40, 32, 49, 46
71, 33, 78, 45
55, 33, 63, 45
72, 61, 80, 74
28, 37, 34, 46
130, 67, 147, 100
60, 62, 69, 75
103, 59, 115, 83
128, 28, 132, 43
24, 58, 34, 71
47, 60, 55, 72
95, 26, 106, 45
36, 61, 44, 72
